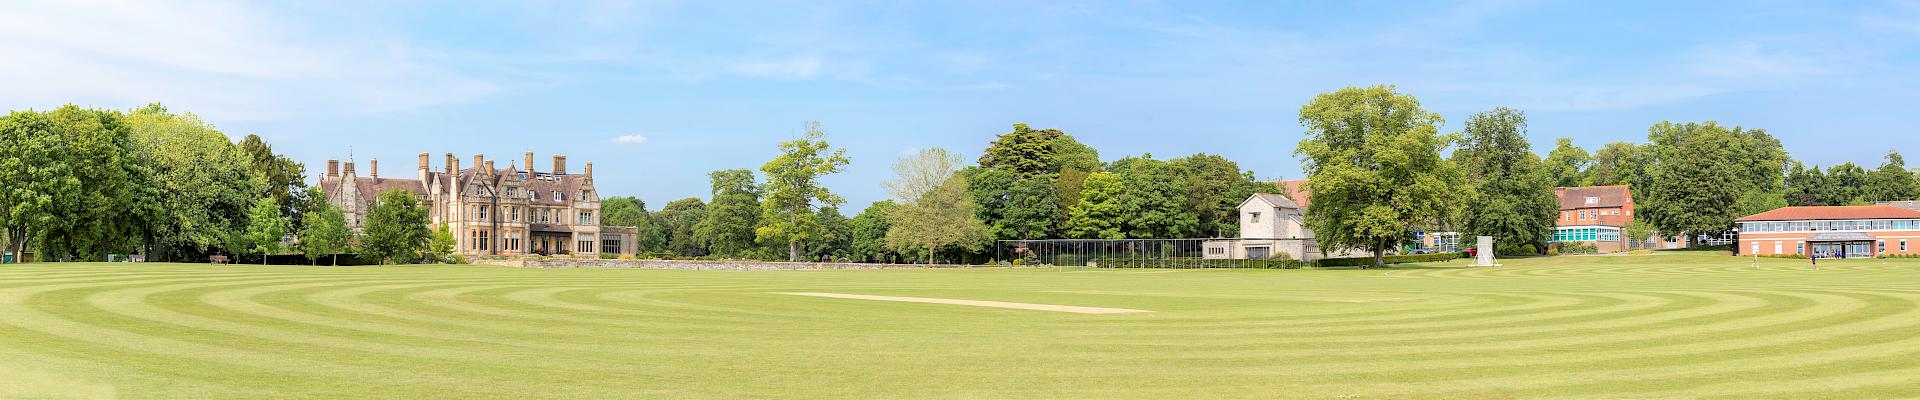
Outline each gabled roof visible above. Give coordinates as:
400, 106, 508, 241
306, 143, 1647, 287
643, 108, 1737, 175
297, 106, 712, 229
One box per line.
1240, 193, 1300, 210
1554, 186, 1631, 210
1737, 205, 1920, 222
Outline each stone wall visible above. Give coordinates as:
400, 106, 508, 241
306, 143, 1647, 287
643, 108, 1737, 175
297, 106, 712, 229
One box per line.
472, 258, 1000, 270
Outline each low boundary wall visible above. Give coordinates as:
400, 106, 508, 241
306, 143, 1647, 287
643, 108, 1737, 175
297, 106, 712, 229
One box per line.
472, 258, 1000, 270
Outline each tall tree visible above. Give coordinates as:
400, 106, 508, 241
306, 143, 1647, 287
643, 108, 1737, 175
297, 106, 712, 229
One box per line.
1826, 163, 1870, 205
238, 134, 309, 227
886, 177, 990, 264
124, 104, 263, 261
601, 196, 666, 252
1643, 121, 1747, 243
0, 111, 66, 262
848, 200, 898, 263
241, 196, 289, 265
806, 207, 852, 261
979, 124, 1067, 176
1783, 162, 1828, 206
1065, 172, 1126, 239
1543, 137, 1591, 187
995, 178, 1060, 240
1586, 142, 1645, 187
1295, 85, 1463, 268
359, 189, 430, 264
1866, 151, 1920, 202
884, 148, 963, 202
1453, 107, 1558, 249
1169, 153, 1272, 238
1111, 156, 1199, 239
657, 198, 708, 256
756, 121, 850, 262
298, 198, 353, 266
696, 169, 761, 257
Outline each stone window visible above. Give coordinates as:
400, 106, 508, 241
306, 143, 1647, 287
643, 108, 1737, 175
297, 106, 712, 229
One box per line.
602, 236, 622, 254
578, 211, 594, 225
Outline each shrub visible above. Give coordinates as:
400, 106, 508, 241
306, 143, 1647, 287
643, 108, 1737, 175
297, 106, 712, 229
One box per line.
1317, 252, 1464, 267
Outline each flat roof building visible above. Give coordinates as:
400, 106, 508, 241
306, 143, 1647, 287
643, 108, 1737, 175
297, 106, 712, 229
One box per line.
1736, 204, 1920, 259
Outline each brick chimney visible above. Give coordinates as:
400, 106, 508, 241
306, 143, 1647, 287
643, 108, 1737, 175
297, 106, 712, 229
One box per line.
524, 151, 536, 174
418, 152, 430, 182
473, 154, 485, 173
418, 152, 430, 171
585, 162, 593, 179
484, 160, 495, 178
553, 154, 567, 175
327, 160, 339, 178
446, 153, 459, 176
369, 158, 379, 182
343, 160, 356, 177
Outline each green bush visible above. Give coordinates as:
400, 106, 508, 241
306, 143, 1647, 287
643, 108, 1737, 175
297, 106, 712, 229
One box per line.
1551, 242, 1598, 255
1317, 252, 1464, 267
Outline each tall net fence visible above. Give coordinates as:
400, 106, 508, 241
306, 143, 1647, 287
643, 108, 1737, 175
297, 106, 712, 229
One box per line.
994, 238, 1314, 269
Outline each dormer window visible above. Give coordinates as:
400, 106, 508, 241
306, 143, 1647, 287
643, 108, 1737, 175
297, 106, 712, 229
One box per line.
1585, 196, 1599, 205
554, 191, 565, 202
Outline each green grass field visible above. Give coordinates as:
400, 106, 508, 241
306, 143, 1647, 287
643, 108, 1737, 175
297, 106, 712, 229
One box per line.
3, 254, 1918, 399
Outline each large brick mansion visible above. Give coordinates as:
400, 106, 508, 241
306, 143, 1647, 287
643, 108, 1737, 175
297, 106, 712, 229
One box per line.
319, 152, 637, 257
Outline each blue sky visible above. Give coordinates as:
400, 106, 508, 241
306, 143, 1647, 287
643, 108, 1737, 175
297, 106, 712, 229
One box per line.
5, 0, 1918, 208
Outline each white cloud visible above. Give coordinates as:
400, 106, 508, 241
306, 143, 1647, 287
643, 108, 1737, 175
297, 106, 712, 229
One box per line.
0, 0, 499, 121
611, 134, 650, 144
727, 56, 824, 79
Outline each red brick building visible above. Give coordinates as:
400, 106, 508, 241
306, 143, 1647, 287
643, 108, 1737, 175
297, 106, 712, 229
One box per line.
1551, 186, 1635, 252
1736, 205, 1920, 258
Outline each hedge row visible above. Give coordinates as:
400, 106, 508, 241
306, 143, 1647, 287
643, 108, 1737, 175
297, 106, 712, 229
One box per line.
1088, 257, 1310, 269
1316, 252, 1465, 267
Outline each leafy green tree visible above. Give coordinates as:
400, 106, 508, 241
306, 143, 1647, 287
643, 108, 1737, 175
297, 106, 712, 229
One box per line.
360, 189, 430, 264
299, 199, 353, 265
238, 134, 309, 227
0, 111, 67, 262
979, 124, 1066, 176
1051, 135, 1102, 173
849, 200, 898, 263
885, 148, 963, 202
994, 178, 1060, 240
426, 224, 458, 264
1586, 142, 1645, 187
1066, 172, 1126, 239
39, 106, 153, 261
1454, 107, 1558, 250
1866, 151, 1920, 202
1111, 156, 1200, 239
124, 104, 263, 261
965, 167, 1016, 236
696, 169, 761, 258
1295, 85, 1463, 268
1643, 121, 1748, 244
657, 198, 709, 257
1169, 153, 1271, 238
887, 177, 990, 264
241, 197, 289, 265
1784, 162, 1828, 206
1825, 163, 1870, 205
1543, 137, 1590, 187
806, 207, 852, 261
756, 122, 850, 262
601, 196, 665, 252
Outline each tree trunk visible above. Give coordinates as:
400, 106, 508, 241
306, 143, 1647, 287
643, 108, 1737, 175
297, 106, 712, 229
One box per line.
788, 241, 799, 262
1370, 240, 1385, 269
927, 245, 935, 265
331, 254, 338, 266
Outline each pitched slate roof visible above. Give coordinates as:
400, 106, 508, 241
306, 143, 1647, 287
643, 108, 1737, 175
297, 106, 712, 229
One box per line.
1554, 186, 1631, 210
1737, 205, 1920, 222
1249, 193, 1300, 209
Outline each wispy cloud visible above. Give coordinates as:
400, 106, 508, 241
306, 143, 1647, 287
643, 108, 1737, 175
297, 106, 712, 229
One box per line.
611, 134, 650, 144
727, 56, 825, 79
0, 0, 499, 121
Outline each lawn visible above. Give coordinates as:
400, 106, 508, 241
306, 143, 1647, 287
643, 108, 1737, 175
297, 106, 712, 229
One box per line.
3, 254, 1918, 399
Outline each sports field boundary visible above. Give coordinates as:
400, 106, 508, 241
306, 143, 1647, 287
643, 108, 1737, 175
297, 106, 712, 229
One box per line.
472, 258, 1015, 270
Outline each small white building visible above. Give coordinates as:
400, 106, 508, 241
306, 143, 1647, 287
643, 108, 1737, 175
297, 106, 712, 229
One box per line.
1204, 194, 1325, 261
